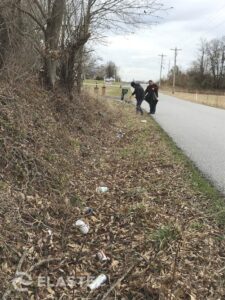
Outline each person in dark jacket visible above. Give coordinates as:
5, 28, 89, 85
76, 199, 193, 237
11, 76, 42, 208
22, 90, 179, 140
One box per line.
131, 81, 145, 115
144, 80, 159, 114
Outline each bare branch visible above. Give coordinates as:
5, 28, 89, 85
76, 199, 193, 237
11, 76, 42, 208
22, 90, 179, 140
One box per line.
14, 5, 46, 33
33, 0, 47, 19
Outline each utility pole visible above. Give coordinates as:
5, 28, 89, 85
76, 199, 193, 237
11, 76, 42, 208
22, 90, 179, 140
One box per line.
170, 47, 182, 93
168, 59, 171, 76
158, 53, 166, 87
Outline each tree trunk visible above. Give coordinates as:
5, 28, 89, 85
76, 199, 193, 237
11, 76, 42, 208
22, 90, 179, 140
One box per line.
0, 14, 9, 69
59, 32, 90, 95
44, 0, 65, 89
59, 0, 91, 96
76, 48, 84, 94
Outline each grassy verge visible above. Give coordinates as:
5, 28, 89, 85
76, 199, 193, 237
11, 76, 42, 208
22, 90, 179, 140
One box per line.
97, 100, 225, 298
161, 89, 225, 109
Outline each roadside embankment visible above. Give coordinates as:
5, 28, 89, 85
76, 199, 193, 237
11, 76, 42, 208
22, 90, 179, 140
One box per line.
1, 82, 225, 299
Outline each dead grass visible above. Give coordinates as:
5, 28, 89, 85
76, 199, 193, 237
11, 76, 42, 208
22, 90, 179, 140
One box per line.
0, 83, 225, 299
162, 89, 225, 109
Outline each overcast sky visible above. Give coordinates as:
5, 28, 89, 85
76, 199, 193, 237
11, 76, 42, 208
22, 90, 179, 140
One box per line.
94, 0, 225, 82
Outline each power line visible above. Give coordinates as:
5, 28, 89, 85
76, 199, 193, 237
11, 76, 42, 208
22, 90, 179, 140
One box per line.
158, 53, 166, 86
168, 59, 171, 75
171, 47, 182, 94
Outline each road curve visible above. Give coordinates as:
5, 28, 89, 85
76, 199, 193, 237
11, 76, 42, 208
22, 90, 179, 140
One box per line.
141, 93, 225, 194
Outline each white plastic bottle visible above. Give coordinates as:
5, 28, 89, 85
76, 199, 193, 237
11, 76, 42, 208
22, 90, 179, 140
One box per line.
88, 274, 107, 290
96, 186, 109, 193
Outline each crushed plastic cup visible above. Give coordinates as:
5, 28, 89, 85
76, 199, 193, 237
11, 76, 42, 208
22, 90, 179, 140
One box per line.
87, 274, 107, 290
96, 186, 109, 193
83, 207, 93, 215
75, 220, 89, 234
116, 130, 125, 139
116, 133, 123, 138
97, 250, 109, 262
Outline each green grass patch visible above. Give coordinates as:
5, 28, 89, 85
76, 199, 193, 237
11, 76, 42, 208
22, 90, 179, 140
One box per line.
150, 225, 180, 250
125, 187, 147, 198
129, 201, 147, 214
190, 221, 204, 231
119, 145, 149, 160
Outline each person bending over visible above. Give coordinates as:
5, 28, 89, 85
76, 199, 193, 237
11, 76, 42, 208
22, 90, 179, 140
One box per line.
131, 81, 145, 115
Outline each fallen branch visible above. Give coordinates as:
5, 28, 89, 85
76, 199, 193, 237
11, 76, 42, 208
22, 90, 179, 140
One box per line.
218, 266, 225, 273
169, 240, 182, 300
16, 250, 28, 273
28, 257, 62, 273
101, 263, 137, 300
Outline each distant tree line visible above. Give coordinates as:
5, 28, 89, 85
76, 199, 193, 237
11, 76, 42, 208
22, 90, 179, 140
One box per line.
84, 59, 120, 81
163, 37, 225, 91
0, 0, 165, 97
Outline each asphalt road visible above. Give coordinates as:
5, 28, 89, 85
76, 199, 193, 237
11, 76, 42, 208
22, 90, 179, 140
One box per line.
141, 93, 225, 194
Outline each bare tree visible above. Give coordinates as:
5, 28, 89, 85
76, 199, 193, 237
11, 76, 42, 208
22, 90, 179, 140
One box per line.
0, 0, 39, 83
198, 39, 208, 81
206, 38, 225, 89
0, 0, 22, 70
8, 0, 66, 88
44, 0, 65, 88
59, 0, 92, 95
82, 52, 103, 79
1, 0, 167, 92
105, 61, 117, 79
58, 0, 166, 95
0, 13, 9, 69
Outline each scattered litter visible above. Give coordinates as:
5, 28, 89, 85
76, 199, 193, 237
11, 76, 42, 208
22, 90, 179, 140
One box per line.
88, 274, 107, 290
83, 207, 93, 215
90, 215, 98, 222
116, 130, 125, 139
141, 120, 147, 123
74, 220, 89, 234
47, 229, 53, 246
116, 133, 123, 138
96, 186, 109, 193
97, 250, 109, 262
